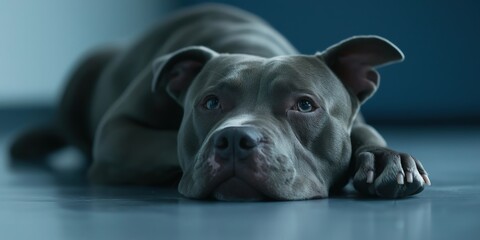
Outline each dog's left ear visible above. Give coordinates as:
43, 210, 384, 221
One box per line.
152, 46, 218, 105
319, 36, 404, 103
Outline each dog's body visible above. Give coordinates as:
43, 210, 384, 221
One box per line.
11, 4, 429, 200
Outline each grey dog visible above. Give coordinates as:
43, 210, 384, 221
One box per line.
10, 4, 430, 200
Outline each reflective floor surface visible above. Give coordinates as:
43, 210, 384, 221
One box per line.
1, 109, 479, 240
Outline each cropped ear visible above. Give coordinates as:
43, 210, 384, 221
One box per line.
152, 46, 218, 105
319, 36, 404, 103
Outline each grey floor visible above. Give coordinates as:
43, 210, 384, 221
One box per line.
1, 109, 479, 240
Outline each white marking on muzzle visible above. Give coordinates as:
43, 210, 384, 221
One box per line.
214, 114, 256, 132
207, 155, 221, 176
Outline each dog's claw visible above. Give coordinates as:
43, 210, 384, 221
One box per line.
406, 171, 413, 183
396, 173, 404, 185
366, 170, 374, 183
422, 174, 431, 186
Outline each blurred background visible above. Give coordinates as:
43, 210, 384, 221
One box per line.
1, 0, 479, 124
1, 2, 479, 239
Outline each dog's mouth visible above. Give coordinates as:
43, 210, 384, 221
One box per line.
211, 176, 268, 201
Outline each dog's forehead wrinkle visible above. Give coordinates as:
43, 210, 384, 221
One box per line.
203, 55, 327, 99
202, 55, 267, 90
210, 54, 265, 73
262, 57, 323, 91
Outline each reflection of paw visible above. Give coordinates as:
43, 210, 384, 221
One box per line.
353, 147, 431, 198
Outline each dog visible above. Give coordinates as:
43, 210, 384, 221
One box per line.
10, 4, 430, 200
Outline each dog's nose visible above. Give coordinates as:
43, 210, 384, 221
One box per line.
213, 126, 261, 160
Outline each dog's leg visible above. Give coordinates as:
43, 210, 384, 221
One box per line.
350, 114, 430, 198
9, 47, 121, 162
88, 68, 183, 185
58, 46, 122, 157
89, 120, 181, 185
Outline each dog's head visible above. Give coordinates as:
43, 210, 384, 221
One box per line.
152, 36, 403, 200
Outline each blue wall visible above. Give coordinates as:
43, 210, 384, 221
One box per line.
0, 0, 176, 107
182, 0, 480, 123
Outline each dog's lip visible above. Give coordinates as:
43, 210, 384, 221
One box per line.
200, 158, 271, 200
211, 176, 267, 201
199, 150, 277, 200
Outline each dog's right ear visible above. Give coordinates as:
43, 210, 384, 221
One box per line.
152, 46, 218, 105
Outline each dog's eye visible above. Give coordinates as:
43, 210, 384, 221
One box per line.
296, 99, 315, 112
204, 96, 221, 110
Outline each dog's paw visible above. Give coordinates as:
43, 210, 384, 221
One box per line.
352, 147, 431, 198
